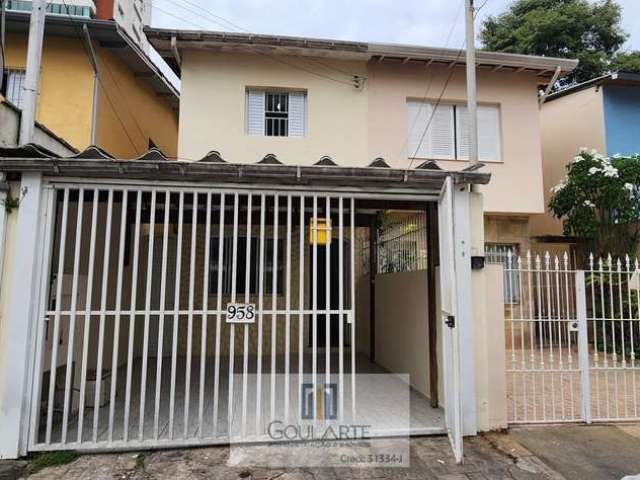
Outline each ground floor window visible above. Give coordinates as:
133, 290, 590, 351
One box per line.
485, 243, 520, 303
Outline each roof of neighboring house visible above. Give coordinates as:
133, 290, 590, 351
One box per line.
145, 27, 578, 80
545, 71, 640, 102
0, 145, 490, 193
5, 11, 179, 110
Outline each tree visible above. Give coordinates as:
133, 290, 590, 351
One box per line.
549, 150, 640, 257
480, 0, 628, 85
610, 51, 640, 74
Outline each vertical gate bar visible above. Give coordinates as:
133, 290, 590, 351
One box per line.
312, 196, 318, 420
212, 193, 226, 435
526, 252, 536, 421
298, 196, 305, 420
535, 255, 546, 420
93, 188, 114, 443
544, 253, 557, 420
517, 256, 527, 421
122, 191, 141, 442
608, 256, 619, 419
270, 195, 279, 423
184, 192, 198, 438
563, 253, 576, 420
61, 189, 83, 444
255, 194, 266, 434
198, 192, 212, 438
108, 189, 128, 442
507, 252, 517, 419
45, 188, 69, 444
169, 191, 184, 439
350, 197, 356, 418
325, 196, 331, 398
554, 256, 566, 420
600, 257, 610, 419
138, 190, 156, 441
619, 258, 629, 418
227, 193, 240, 437
576, 270, 592, 423
590, 255, 600, 418
284, 195, 292, 424
241, 193, 252, 436
154, 192, 171, 440
29, 188, 56, 447
338, 197, 344, 420
79, 189, 96, 444
633, 258, 639, 418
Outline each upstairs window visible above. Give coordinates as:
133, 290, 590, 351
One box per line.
407, 100, 501, 162
1, 69, 26, 109
246, 89, 306, 137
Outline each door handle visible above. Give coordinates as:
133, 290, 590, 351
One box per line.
445, 315, 455, 328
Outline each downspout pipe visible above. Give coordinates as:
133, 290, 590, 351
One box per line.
82, 24, 100, 145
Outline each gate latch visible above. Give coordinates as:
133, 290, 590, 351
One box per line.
445, 315, 455, 328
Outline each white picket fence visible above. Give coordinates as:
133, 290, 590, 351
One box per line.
504, 251, 640, 424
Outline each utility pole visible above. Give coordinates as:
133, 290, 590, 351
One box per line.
18, 0, 46, 145
465, 0, 479, 165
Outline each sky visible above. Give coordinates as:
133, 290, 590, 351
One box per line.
150, 0, 640, 88
151, 0, 640, 51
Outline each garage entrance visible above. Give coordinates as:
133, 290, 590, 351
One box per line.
26, 181, 455, 452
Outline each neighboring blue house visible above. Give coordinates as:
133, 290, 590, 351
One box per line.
532, 71, 640, 243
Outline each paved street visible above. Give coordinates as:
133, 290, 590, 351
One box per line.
11, 425, 640, 479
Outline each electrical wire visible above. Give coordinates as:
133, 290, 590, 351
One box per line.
60, 0, 146, 155
154, 0, 365, 84
398, 0, 464, 166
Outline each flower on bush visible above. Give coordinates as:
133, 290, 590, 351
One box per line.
549, 150, 640, 256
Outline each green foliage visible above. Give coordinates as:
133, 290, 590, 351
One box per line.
479, 0, 628, 85
28, 451, 79, 475
548, 150, 640, 257
610, 51, 640, 74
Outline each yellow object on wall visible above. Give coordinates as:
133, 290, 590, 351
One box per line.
308, 218, 332, 245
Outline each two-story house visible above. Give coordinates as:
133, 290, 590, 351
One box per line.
0, 26, 575, 462
531, 71, 640, 247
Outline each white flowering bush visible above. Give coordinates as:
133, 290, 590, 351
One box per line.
549, 149, 640, 255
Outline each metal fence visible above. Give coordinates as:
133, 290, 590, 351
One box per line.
504, 251, 640, 424
376, 211, 427, 274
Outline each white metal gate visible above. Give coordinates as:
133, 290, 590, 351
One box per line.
27, 182, 357, 451
505, 252, 640, 424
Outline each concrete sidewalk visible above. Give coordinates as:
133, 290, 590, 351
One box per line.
497, 424, 640, 480
15, 436, 549, 480
9, 425, 640, 479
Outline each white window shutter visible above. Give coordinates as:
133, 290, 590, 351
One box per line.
7, 70, 26, 109
427, 104, 455, 160
478, 105, 501, 162
455, 105, 470, 160
456, 105, 501, 162
406, 100, 432, 158
288, 91, 306, 137
246, 90, 265, 135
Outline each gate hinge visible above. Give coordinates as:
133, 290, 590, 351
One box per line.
445, 315, 455, 328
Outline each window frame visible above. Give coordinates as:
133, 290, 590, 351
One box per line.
245, 88, 307, 138
406, 99, 502, 163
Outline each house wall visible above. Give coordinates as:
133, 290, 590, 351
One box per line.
3, 33, 95, 149
95, 48, 178, 158
374, 270, 430, 398
603, 85, 640, 156
530, 86, 606, 238
3, 31, 177, 157
367, 63, 545, 215
177, 51, 368, 165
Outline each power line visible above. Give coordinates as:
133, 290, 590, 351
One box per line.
399, 0, 465, 166
154, 0, 365, 84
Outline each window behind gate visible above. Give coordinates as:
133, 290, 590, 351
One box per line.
209, 237, 285, 295
485, 243, 520, 303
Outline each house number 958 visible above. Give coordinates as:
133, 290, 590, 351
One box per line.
226, 303, 256, 323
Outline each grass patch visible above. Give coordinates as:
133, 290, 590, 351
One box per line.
135, 453, 147, 471
27, 451, 79, 475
